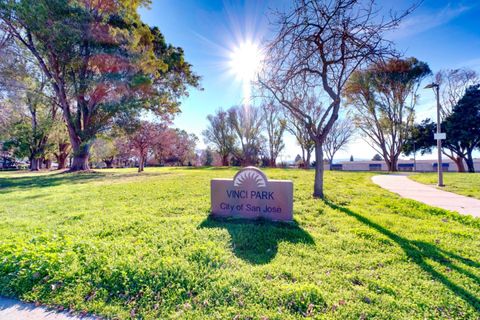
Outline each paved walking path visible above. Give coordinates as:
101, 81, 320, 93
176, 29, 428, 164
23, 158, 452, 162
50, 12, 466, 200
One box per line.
372, 174, 480, 218
0, 297, 99, 320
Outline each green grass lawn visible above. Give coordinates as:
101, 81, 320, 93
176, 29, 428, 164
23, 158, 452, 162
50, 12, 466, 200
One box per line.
409, 172, 480, 200
0, 168, 479, 319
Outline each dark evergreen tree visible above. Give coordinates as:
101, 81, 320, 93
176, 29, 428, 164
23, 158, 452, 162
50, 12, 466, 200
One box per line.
402, 119, 436, 157
443, 85, 480, 172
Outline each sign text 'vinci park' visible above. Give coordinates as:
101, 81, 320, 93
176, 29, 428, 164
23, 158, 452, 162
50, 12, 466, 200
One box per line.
210, 167, 293, 221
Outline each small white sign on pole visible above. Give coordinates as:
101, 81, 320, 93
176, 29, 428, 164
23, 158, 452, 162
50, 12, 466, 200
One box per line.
434, 133, 446, 140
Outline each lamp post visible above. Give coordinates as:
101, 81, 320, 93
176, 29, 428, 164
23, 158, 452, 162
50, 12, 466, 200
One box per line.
413, 141, 416, 172
424, 83, 444, 187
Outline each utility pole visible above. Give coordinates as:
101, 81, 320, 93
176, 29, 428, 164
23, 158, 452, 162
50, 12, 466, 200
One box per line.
425, 83, 444, 187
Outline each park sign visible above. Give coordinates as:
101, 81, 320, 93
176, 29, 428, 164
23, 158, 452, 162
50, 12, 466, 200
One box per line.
210, 167, 293, 221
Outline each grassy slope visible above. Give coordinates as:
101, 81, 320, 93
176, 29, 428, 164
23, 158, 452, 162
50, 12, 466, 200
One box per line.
0, 168, 479, 319
409, 172, 480, 200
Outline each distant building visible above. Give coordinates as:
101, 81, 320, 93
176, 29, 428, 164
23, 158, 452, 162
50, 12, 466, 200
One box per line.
327, 159, 480, 172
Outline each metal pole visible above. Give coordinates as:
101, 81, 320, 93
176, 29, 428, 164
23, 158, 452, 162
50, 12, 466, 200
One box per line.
436, 85, 444, 187
413, 142, 416, 172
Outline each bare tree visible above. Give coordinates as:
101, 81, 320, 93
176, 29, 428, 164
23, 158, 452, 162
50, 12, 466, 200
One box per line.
228, 106, 265, 166
259, 0, 413, 197
262, 102, 286, 167
436, 68, 479, 117
322, 117, 355, 165
283, 97, 322, 168
435, 68, 479, 172
202, 109, 236, 166
345, 57, 431, 171
286, 116, 314, 168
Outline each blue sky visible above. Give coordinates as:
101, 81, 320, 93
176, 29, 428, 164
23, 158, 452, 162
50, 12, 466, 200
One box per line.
139, 1, 480, 162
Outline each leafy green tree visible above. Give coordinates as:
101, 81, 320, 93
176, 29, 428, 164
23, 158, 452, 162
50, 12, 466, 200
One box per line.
203, 147, 214, 166
48, 121, 71, 170
0, 0, 199, 171
1, 64, 56, 170
91, 136, 118, 168
402, 119, 436, 157
4, 105, 54, 171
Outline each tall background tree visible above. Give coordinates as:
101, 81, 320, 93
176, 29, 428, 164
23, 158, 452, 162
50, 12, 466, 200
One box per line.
0, 38, 62, 171
0, 0, 199, 171
262, 102, 286, 167
345, 57, 431, 171
436, 68, 479, 117
228, 106, 265, 166
202, 109, 236, 166
259, 0, 413, 197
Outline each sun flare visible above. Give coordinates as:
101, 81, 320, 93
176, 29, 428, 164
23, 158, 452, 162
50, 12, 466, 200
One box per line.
228, 40, 263, 106
228, 40, 262, 82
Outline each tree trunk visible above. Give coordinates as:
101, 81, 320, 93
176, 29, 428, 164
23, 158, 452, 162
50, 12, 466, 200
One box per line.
453, 157, 465, 172
313, 142, 324, 198
56, 143, 70, 170
386, 155, 398, 172
44, 159, 52, 169
305, 150, 312, 170
270, 158, 277, 168
70, 144, 90, 171
465, 152, 475, 173
63, 112, 90, 171
138, 156, 145, 172
30, 157, 40, 171
221, 154, 229, 166
104, 159, 113, 168
57, 154, 68, 169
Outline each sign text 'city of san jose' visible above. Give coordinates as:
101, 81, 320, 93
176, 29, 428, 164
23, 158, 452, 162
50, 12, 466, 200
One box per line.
210, 167, 293, 221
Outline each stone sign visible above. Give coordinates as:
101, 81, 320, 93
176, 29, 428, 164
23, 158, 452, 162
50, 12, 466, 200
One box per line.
210, 167, 293, 221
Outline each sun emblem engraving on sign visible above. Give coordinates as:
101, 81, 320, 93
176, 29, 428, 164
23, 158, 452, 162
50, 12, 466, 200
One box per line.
233, 167, 267, 188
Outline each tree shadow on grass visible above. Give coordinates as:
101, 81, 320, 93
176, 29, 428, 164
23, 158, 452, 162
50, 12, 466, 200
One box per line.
324, 200, 480, 312
0, 172, 103, 192
0, 171, 171, 194
199, 217, 315, 265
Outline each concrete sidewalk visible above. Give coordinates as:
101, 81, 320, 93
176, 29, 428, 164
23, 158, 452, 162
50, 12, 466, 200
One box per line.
372, 174, 480, 218
0, 297, 99, 320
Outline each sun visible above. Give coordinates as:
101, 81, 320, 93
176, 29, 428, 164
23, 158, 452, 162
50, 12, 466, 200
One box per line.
228, 40, 263, 105
228, 40, 262, 83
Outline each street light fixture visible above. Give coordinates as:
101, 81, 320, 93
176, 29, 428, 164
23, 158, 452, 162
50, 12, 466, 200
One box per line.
424, 82, 444, 187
